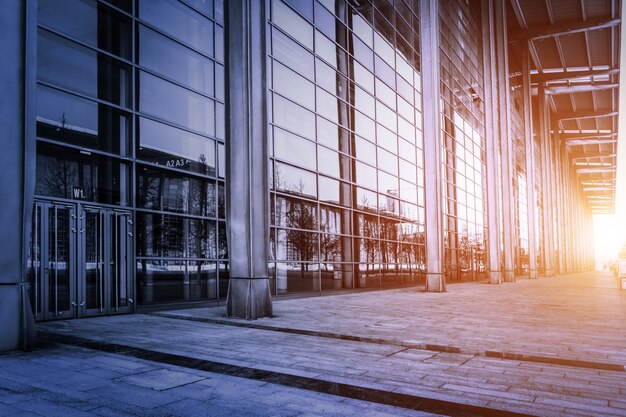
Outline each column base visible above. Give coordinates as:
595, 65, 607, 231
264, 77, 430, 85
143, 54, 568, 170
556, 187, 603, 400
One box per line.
0, 284, 20, 352
544, 269, 556, 277
226, 277, 273, 319
425, 273, 446, 292
488, 271, 502, 284
528, 270, 538, 279
503, 270, 516, 282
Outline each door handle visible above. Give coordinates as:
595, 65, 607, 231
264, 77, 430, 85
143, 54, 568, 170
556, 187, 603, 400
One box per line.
71, 301, 77, 307
80, 301, 86, 307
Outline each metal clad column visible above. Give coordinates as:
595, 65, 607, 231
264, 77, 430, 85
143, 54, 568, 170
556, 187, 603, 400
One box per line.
481, 0, 502, 284
538, 85, 555, 276
521, 41, 538, 279
420, 0, 445, 292
0, 0, 36, 352
225, 0, 273, 318
494, 0, 515, 282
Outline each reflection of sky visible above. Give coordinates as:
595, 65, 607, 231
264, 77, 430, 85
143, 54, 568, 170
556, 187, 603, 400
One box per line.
450, 111, 485, 243
140, 117, 216, 167
37, 86, 98, 135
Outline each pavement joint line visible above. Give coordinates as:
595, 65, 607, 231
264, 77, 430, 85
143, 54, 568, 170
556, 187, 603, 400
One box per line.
151, 312, 626, 373
36, 330, 538, 417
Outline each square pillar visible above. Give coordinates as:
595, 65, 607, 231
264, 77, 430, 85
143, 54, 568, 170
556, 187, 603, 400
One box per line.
481, 0, 503, 284
225, 0, 272, 318
494, 0, 516, 283
420, 0, 445, 292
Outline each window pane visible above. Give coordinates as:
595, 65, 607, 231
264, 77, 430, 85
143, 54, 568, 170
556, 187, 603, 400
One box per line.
138, 116, 216, 176
274, 162, 317, 198
275, 196, 317, 230
272, 94, 315, 140
272, 0, 313, 49
271, 27, 314, 79
273, 127, 316, 171
38, 29, 131, 107
37, 85, 130, 156
272, 61, 314, 109
38, 0, 131, 59
35, 142, 130, 205
136, 212, 216, 259
137, 166, 217, 217
139, 71, 215, 136
139, 0, 214, 57
139, 24, 215, 97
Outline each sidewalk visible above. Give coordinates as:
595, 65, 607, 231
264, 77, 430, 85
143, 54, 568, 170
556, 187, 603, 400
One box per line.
11, 272, 626, 416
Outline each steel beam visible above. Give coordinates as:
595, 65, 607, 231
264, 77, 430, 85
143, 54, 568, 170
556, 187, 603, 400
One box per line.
557, 110, 618, 121
510, 17, 620, 42
532, 68, 619, 84
546, 83, 618, 95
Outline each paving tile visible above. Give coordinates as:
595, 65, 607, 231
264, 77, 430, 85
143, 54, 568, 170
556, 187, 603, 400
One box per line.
114, 369, 206, 391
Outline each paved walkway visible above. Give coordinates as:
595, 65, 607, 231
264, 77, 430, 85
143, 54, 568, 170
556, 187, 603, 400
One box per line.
12, 272, 626, 416
0, 344, 438, 417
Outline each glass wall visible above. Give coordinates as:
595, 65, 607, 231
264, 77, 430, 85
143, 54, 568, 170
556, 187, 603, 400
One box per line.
34, 0, 226, 306
439, 0, 488, 282
267, 0, 426, 294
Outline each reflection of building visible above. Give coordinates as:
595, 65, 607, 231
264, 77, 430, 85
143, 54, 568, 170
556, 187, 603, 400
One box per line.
1, 0, 610, 351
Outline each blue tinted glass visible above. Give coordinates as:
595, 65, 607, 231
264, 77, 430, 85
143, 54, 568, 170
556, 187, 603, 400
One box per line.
139, 71, 215, 136
139, 24, 215, 97
38, 0, 131, 59
139, 0, 214, 57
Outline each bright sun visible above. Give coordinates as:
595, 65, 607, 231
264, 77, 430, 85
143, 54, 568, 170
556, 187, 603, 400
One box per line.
593, 214, 624, 268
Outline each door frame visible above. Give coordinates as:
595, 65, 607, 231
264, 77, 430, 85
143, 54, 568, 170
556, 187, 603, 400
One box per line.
32, 200, 78, 321
79, 205, 134, 317
32, 198, 135, 321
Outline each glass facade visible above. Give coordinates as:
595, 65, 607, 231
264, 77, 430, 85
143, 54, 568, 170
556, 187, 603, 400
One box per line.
24, 0, 580, 321
33, 0, 226, 307
267, 0, 426, 294
439, 0, 487, 282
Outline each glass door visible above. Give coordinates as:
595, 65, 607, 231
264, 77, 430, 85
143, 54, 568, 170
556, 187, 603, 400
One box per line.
80, 206, 133, 317
31, 201, 77, 321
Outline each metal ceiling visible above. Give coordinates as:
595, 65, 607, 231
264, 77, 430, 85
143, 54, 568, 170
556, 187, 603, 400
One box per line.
508, 0, 621, 214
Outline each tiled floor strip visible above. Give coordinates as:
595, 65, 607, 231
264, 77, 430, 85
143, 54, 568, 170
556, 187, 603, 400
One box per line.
37, 331, 537, 417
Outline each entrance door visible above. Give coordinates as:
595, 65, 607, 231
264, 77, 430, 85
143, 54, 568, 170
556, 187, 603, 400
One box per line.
81, 207, 133, 316
31, 201, 133, 321
31, 201, 77, 320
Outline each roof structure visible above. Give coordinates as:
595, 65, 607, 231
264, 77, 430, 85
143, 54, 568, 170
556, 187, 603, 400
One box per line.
508, 0, 621, 214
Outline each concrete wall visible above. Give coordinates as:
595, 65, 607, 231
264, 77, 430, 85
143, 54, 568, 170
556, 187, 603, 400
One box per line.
0, 0, 32, 352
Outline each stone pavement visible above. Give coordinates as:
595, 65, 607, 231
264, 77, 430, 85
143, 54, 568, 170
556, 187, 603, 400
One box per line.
0, 344, 440, 417
18, 272, 626, 416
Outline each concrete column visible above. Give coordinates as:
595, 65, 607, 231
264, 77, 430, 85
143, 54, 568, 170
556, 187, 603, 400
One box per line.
420, 0, 445, 292
494, 0, 515, 282
0, 0, 36, 352
521, 41, 538, 279
481, 0, 502, 284
538, 86, 555, 276
225, 0, 272, 318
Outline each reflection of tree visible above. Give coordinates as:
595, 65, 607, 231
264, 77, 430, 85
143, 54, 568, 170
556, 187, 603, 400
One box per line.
41, 157, 79, 199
